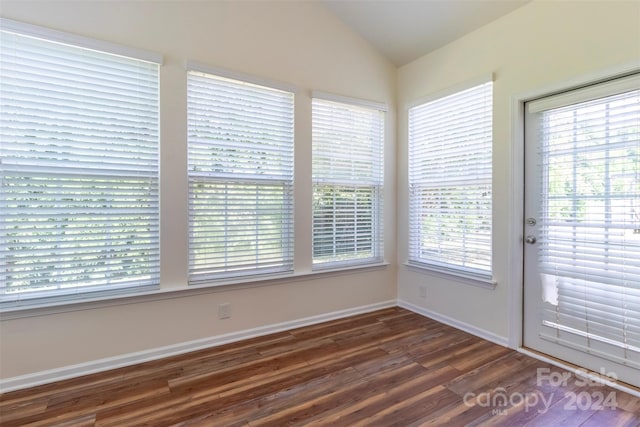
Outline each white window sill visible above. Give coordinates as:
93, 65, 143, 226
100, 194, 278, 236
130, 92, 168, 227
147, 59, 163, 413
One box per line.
404, 262, 497, 290
0, 262, 389, 320
311, 258, 386, 272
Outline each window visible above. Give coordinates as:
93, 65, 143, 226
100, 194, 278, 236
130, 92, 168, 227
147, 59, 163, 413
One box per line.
408, 80, 493, 281
312, 95, 385, 268
187, 67, 294, 283
0, 20, 161, 304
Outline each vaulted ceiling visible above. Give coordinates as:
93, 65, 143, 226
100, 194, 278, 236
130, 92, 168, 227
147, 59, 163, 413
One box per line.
320, 0, 531, 66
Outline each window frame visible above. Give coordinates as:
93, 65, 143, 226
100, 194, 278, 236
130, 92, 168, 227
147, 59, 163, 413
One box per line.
186, 62, 296, 285
0, 18, 163, 307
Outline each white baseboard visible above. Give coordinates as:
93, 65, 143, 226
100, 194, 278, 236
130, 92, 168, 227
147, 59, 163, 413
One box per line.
397, 299, 509, 347
0, 300, 396, 393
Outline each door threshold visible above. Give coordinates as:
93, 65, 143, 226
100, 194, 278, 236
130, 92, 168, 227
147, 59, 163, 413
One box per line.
518, 347, 640, 398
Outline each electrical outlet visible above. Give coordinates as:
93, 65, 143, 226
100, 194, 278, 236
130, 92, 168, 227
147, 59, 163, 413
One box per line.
218, 303, 231, 319
419, 286, 427, 299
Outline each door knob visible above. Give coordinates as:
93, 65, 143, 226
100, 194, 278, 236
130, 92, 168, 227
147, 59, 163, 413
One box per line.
525, 235, 537, 244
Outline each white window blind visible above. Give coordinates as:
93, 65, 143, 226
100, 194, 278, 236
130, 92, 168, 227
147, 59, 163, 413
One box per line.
530, 75, 640, 367
408, 81, 493, 280
0, 22, 161, 304
187, 70, 294, 283
312, 96, 384, 268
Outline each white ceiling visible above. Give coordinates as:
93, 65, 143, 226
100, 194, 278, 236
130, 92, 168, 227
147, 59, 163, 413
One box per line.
320, 0, 530, 66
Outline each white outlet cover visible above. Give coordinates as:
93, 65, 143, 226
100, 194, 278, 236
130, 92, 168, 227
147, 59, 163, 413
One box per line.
218, 303, 231, 319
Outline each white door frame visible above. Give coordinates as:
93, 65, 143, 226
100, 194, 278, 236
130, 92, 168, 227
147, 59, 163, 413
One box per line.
507, 61, 640, 351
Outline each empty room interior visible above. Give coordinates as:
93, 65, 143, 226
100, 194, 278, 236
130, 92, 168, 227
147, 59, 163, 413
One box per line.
1, 0, 639, 425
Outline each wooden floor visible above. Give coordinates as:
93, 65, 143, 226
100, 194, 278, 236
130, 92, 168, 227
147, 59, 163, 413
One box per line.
1, 308, 639, 426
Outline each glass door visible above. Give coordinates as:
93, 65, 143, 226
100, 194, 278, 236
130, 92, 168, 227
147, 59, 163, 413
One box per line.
523, 74, 640, 388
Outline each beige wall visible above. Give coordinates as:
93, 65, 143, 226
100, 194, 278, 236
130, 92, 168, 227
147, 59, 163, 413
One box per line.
0, 0, 397, 379
3, 0, 639, 384
397, 0, 640, 340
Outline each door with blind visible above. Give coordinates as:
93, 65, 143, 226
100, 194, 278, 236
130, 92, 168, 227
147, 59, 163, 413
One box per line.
523, 74, 640, 388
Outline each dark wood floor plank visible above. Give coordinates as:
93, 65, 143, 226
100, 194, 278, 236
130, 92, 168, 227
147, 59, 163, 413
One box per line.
517, 391, 597, 427
286, 308, 392, 339
378, 325, 448, 354
248, 362, 429, 426
405, 397, 490, 427
167, 340, 322, 390
417, 398, 495, 427
1, 307, 637, 426
407, 329, 481, 360
581, 408, 640, 427
359, 386, 461, 427
448, 340, 512, 373
173, 365, 363, 427
5, 378, 170, 427
446, 351, 539, 395
0, 398, 48, 424
100, 346, 391, 426
314, 366, 461, 427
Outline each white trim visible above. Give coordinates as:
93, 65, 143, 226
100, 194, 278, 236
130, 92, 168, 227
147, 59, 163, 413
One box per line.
397, 299, 509, 347
511, 62, 640, 112
311, 90, 387, 112
0, 18, 163, 64
404, 262, 497, 290
406, 73, 494, 110
1, 263, 389, 320
312, 260, 387, 272
527, 72, 640, 113
518, 348, 640, 399
507, 95, 526, 349
185, 60, 297, 94
508, 60, 640, 352
0, 300, 396, 393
